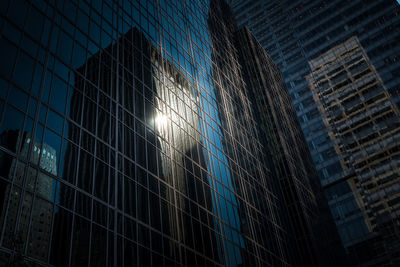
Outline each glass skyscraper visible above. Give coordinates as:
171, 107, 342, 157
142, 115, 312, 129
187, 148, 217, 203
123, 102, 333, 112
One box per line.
230, 0, 400, 265
235, 27, 346, 267
0, 0, 344, 266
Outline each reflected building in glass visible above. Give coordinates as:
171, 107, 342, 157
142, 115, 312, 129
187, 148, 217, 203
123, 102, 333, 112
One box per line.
0, 130, 55, 264
0, 0, 341, 266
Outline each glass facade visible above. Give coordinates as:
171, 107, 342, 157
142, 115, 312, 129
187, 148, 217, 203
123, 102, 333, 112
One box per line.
235, 27, 346, 267
229, 0, 400, 265
0, 0, 331, 266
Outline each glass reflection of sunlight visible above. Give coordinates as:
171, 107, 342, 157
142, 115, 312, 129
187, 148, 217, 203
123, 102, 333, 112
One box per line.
155, 113, 168, 130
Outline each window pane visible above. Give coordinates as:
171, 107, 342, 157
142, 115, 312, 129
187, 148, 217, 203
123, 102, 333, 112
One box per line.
13, 51, 35, 91
47, 109, 64, 134
94, 159, 108, 202
0, 35, 17, 79
78, 150, 94, 193
0, 150, 14, 180
90, 224, 107, 266
50, 76, 68, 114
0, 105, 24, 152
71, 216, 90, 266
42, 128, 61, 175
50, 207, 72, 267
27, 197, 53, 261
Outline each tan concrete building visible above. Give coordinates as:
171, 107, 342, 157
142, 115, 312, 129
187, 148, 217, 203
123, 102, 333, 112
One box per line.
307, 36, 400, 264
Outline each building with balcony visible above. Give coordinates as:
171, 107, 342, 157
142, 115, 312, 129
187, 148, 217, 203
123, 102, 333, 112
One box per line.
307, 36, 400, 265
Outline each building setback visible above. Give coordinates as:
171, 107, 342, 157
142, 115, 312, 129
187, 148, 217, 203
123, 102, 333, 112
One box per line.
229, 0, 400, 265
307, 36, 400, 265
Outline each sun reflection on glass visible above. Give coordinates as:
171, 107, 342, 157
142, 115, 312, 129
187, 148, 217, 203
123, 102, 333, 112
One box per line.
155, 113, 168, 130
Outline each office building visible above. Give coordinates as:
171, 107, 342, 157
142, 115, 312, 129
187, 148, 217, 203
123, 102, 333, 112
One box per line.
0, 130, 55, 264
235, 27, 346, 267
0, 0, 343, 266
230, 0, 400, 264
307, 36, 400, 265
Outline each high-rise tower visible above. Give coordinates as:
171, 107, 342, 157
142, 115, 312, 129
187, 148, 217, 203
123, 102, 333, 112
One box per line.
307, 36, 400, 265
235, 27, 346, 267
230, 0, 400, 265
0, 0, 343, 266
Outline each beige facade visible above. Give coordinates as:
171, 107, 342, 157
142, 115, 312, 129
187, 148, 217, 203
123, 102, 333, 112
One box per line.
306, 37, 400, 233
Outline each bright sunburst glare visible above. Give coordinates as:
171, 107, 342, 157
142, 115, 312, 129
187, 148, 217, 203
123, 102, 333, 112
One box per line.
155, 114, 168, 129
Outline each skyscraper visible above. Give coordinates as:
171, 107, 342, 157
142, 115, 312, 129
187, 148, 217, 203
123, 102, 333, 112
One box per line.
230, 0, 400, 264
0, 130, 55, 264
235, 27, 346, 267
307, 36, 400, 265
0, 0, 342, 266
